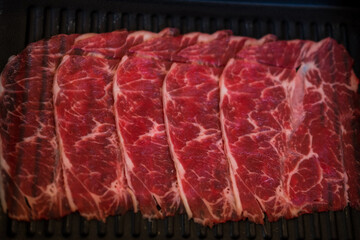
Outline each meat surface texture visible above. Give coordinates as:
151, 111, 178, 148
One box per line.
288, 39, 359, 211
54, 55, 134, 220
262, 38, 360, 211
163, 31, 278, 225
173, 31, 276, 67
53, 30, 162, 220
0, 28, 359, 225
163, 63, 237, 225
0, 34, 78, 220
220, 37, 360, 223
114, 56, 178, 218
113, 30, 203, 218
220, 59, 295, 223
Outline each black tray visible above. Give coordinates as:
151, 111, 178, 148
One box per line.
0, 0, 359, 239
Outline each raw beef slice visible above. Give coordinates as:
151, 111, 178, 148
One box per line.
250, 38, 359, 210
163, 30, 277, 225
128, 28, 198, 61
221, 37, 359, 223
0, 34, 78, 220
161, 31, 277, 225
114, 56, 179, 218
163, 63, 237, 226
173, 32, 276, 67
54, 55, 133, 220
1, 27, 358, 224
53, 30, 165, 219
285, 38, 358, 212
220, 58, 295, 223
69, 29, 166, 59
114, 30, 202, 218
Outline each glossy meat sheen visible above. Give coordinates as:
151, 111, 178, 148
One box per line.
1, 28, 358, 224
162, 32, 278, 225
173, 32, 277, 67
69, 30, 160, 59
236, 39, 308, 68
54, 55, 133, 220
115, 30, 212, 219
172, 30, 232, 66
0, 34, 78, 220
128, 29, 200, 61
220, 59, 295, 223
68, 31, 128, 58
163, 63, 237, 226
249, 38, 360, 211
288, 39, 358, 211
114, 56, 179, 218
53, 30, 164, 219
221, 38, 360, 223
114, 30, 202, 218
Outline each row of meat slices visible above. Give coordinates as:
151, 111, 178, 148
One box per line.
0, 28, 359, 226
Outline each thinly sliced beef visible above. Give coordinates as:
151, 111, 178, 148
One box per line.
114, 56, 178, 218
171, 30, 232, 66
113, 31, 202, 218
288, 39, 358, 212
260, 38, 359, 211
163, 63, 237, 225
53, 30, 161, 219
69, 30, 164, 59
341, 74, 360, 209
54, 55, 133, 220
236, 39, 309, 68
0, 34, 78, 220
0, 28, 358, 224
163, 32, 277, 225
220, 59, 295, 223
221, 37, 359, 223
173, 32, 276, 67
128, 30, 200, 61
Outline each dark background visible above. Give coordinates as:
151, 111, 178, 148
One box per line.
0, 0, 359, 239
1, 0, 360, 73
